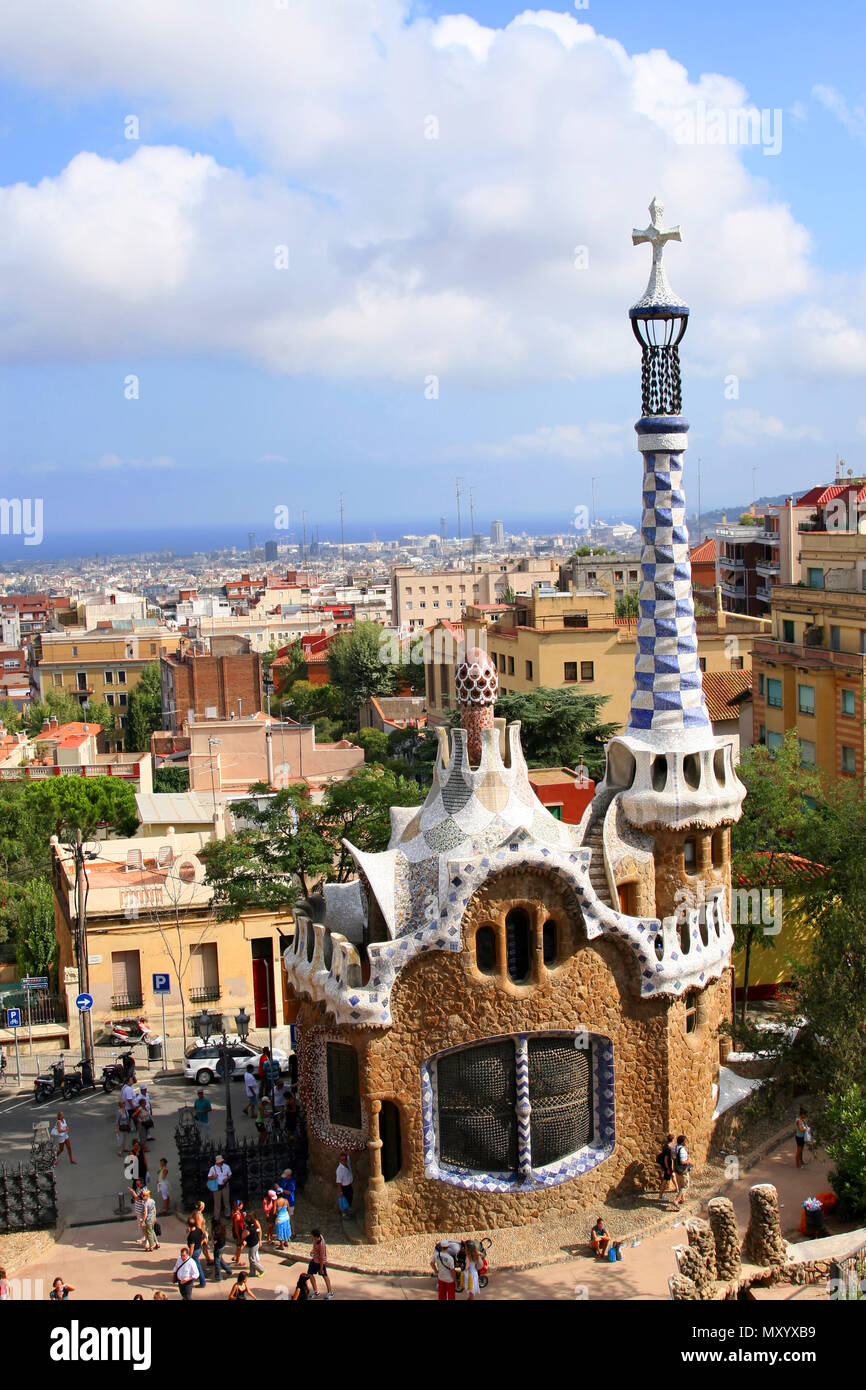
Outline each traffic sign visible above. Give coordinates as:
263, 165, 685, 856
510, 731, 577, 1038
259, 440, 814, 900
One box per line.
6, 1008, 21, 1028
152, 973, 171, 994
22, 976, 48, 990
75, 993, 93, 1012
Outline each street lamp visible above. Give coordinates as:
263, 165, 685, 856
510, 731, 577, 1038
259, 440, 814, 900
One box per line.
194, 1005, 252, 1148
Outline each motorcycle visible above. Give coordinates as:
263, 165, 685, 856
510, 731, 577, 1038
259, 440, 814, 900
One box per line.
101, 1017, 155, 1047
33, 1059, 68, 1104
101, 1051, 138, 1093
68, 1057, 97, 1092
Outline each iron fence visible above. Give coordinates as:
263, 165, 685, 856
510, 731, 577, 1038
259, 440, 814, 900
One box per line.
0, 1163, 57, 1232
2, 991, 68, 1027
174, 1116, 308, 1211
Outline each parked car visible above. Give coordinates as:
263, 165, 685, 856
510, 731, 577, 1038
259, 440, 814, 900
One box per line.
183, 1040, 291, 1087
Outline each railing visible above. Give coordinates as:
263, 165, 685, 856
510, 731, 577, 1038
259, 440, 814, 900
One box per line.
830, 1238, 866, 1300
0, 763, 141, 780
1, 990, 68, 1026
753, 638, 865, 673
188, 985, 221, 1003
111, 991, 144, 1010
755, 559, 780, 576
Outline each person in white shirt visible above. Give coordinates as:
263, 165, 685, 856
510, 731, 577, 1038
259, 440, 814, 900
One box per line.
173, 1247, 199, 1301
431, 1242, 456, 1301
335, 1153, 353, 1213
242, 1066, 258, 1116
120, 1080, 136, 1117
207, 1156, 233, 1217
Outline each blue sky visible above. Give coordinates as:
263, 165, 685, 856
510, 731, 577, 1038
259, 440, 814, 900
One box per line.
0, 0, 864, 553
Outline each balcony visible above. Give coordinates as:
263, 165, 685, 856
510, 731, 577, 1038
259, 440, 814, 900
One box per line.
760, 531, 781, 545
753, 637, 865, 674
112, 991, 144, 1010
719, 580, 745, 599
756, 584, 772, 602
719, 556, 747, 571
188, 984, 222, 1003
755, 558, 780, 578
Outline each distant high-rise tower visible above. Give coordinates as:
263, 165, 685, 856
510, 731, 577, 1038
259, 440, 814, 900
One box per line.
264, 540, 278, 563
490, 519, 504, 547
248, 531, 256, 561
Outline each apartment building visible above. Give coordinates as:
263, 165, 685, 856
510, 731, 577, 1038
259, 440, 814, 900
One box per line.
51, 833, 294, 1036
1, 592, 73, 640
752, 481, 866, 785
391, 558, 559, 632
558, 553, 642, 607
37, 626, 178, 735
425, 588, 768, 732
161, 635, 263, 732
187, 713, 363, 796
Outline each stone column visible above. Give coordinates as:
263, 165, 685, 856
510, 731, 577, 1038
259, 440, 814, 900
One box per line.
742, 1183, 787, 1266
367, 1098, 385, 1192
708, 1196, 741, 1281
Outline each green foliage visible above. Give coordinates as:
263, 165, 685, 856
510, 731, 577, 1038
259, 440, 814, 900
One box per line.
615, 588, 639, 619
789, 887, 866, 1096
8, 877, 57, 979
501, 586, 516, 606
153, 765, 190, 792
279, 679, 342, 726
0, 699, 23, 732
825, 1085, 866, 1219
353, 727, 390, 764
313, 715, 344, 743
202, 765, 422, 917
493, 687, 617, 778
327, 622, 396, 725
0, 776, 139, 884
26, 687, 114, 736
125, 662, 162, 753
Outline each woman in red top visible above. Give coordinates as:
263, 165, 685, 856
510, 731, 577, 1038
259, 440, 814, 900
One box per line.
231, 1199, 246, 1266
263, 1190, 278, 1244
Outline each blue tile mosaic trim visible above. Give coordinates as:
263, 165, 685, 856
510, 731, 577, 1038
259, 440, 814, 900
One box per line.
420, 1031, 616, 1194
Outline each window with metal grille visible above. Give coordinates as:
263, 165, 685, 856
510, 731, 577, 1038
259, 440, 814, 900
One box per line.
435, 1034, 594, 1176
326, 1042, 362, 1130
505, 907, 530, 982
528, 1037, 593, 1166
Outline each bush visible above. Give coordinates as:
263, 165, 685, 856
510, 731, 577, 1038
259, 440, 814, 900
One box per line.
826, 1085, 866, 1219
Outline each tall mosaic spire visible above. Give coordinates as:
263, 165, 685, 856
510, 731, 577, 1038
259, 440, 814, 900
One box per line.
626, 198, 711, 742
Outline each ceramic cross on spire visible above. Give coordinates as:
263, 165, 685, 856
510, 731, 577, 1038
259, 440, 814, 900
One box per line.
630, 196, 687, 314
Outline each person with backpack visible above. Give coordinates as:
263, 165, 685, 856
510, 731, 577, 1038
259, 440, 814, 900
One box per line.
656, 1133, 678, 1204
673, 1134, 692, 1206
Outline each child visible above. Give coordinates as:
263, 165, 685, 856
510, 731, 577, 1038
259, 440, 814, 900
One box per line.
158, 1158, 171, 1215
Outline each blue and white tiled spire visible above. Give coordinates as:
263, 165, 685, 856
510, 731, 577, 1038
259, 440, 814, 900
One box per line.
627, 418, 712, 739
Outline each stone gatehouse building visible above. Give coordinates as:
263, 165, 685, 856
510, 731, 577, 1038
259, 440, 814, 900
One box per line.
283, 198, 745, 1241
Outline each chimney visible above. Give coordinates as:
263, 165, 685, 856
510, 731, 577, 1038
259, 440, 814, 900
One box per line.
42, 717, 50, 731
49, 715, 59, 730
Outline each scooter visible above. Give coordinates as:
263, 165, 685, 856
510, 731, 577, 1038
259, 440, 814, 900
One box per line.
101, 1017, 155, 1047
33, 1059, 68, 1103
67, 1057, 97, 1092
101, 1051, 137, 1092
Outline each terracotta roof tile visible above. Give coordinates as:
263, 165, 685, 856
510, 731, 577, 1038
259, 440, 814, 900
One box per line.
701, 669, 752, 724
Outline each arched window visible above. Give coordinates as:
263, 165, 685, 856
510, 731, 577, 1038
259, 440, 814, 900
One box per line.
683, 838, 697, 872
685, 993, 698, 1035
475, 926, 497, 974
542, 919, 557, 966
505, 907, 531, 983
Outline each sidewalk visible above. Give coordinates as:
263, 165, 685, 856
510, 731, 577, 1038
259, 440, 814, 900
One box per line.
6, 1133, 846, 1300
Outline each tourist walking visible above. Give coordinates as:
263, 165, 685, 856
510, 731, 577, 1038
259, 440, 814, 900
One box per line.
254, 1094, 272, 1144
307, 1229, 333, 1299
121, 1077, 137, 1118
242, 1065, 258, 1115
173, 1247, 199, 1301
128, 1178, 147, 1238
193, 1088, 212, 1132
274, 1192, 292, 1249
49, 1277, 74, 1300
114, 1099, 131, 1155
158, 1158, 171, 1214
244, 1213, 265, 1278
263, 1189, 278, 1243
228, 1270, 258, 1300
463, 1240, 482, 1299
129, 1138, 149, 1186
211, 1217, 234, 1281
278, 1169, 296, 1233
336, 1152, 353, 1213
231, 1199, 246, 1265
141, 1189, 160, 1252
52, 1111, 76, 1165
185, 1218, 208, 1288
190, 1202, 211, 1267
795, 1108, 809, 1168
431, 1241, 456, 1301
656, 1133, 678, 1204
0, 1268, 12, 1300
137, 1085, 155, 1138
674, 1134, 692, 1205
207, 1154, 232, 1218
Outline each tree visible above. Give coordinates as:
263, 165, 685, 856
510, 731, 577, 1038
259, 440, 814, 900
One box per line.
0, 699, 22, 733
327, 622, 396, 726
153, 765, 190, 792
125, 662, 162, 753
731, 730, 823, 1029
615, 588, 640, 619
202, 783, 335, 920
0, 775, 139, 885
9, 877, 58, 979
320, 766, 422, 881
26, 688, 88, 736
352, 727, 390, 764
825, 1084, 866, 1219
492, 687, 618, 778
279, 679, 342, 726
271, 639, 307, 700
789, 887, 866, 1098
501, 585, 516, 605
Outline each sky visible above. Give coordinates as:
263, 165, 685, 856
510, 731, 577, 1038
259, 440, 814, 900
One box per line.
0, 0, 865, 553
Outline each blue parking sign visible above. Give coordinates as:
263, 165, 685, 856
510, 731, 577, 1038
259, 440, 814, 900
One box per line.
152, 973, 171, 994
6, 1007, 21, 1028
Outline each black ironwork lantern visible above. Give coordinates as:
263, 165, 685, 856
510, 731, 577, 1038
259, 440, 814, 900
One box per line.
235, 1006, 251, 1042
630, 197, 689, 417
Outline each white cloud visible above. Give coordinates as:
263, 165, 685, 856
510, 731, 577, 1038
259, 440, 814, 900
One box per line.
812, 84, 866, 141
464, 422, 627, 461
720, 409, 821, 448
0, 2, 855, 385
87, 453, 176, 471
